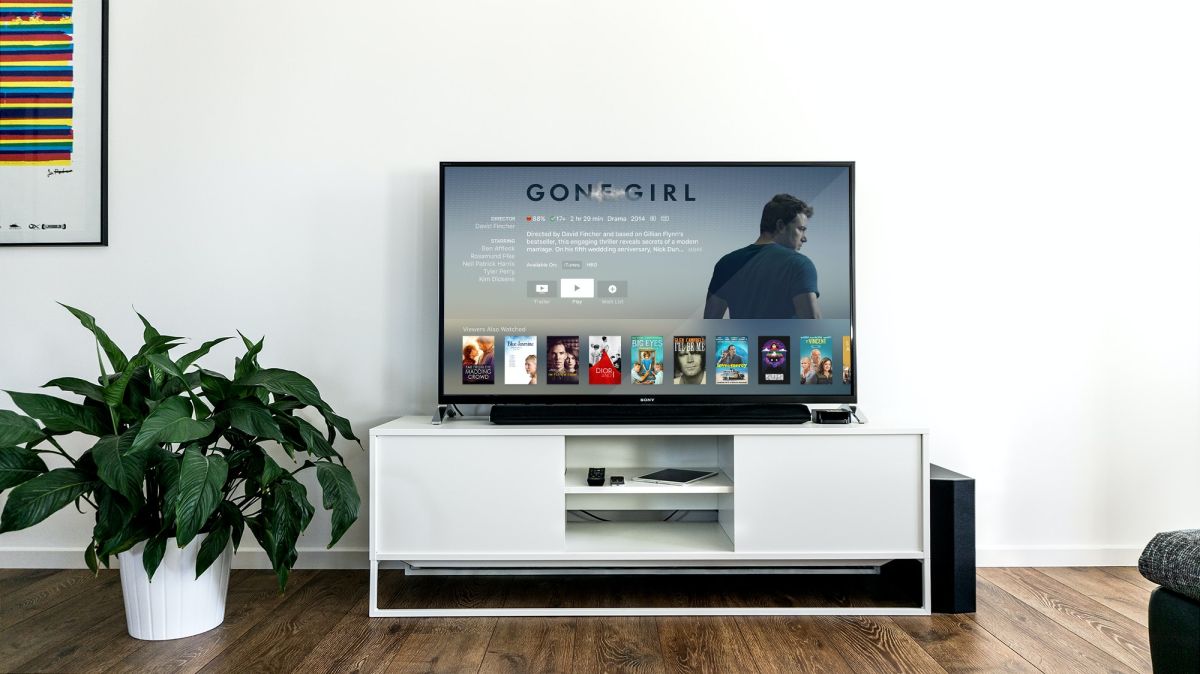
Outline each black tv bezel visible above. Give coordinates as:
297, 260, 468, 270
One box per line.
439, 161, 856, 406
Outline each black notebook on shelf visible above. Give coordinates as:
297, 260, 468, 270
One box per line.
632, 468, 719, 486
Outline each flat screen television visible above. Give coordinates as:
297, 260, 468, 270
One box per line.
440, 162, 855, 417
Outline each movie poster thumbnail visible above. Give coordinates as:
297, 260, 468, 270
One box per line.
715, 336, 749, 385
799, 336, 833, 385
546, 336, 580, 385
842, 335, 852, 385
630, 336, 665, 385
588, 335, 622, 385
461, 336, 495, 384
673, 336, 706, 385
758, 336, 790, 385
504, 335, 537, 385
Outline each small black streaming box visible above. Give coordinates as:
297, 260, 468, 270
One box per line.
812, 408, 852, 424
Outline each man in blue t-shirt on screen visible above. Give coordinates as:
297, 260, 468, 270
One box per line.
703, 194, 821, 319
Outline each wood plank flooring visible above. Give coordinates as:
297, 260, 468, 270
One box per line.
0, 567, 1154, 673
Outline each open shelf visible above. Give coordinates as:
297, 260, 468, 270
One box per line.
566, 522, 734, 554
564, 468, 733, 494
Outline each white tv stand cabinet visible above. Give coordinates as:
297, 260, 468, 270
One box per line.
369, 416, 930, 617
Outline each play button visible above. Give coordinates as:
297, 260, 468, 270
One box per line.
559, 278, 595, 298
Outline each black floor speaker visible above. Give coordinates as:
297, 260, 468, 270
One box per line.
931, 464, 976, 613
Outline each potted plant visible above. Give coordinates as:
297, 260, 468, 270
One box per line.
0, 305, 361, 640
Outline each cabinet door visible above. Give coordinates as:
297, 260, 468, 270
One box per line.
373, 435, 565, 555
734, 434, 924, 554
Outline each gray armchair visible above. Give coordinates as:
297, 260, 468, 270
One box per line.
1140, 530, 1200, 672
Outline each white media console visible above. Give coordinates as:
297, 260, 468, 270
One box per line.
368, 416, 930, 616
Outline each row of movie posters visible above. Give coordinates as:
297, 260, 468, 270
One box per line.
462, 335, 852, 386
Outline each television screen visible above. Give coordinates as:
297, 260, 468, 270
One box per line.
440, 162, 854, 404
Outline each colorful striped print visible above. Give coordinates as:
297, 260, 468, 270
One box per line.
0, 0, 71, 164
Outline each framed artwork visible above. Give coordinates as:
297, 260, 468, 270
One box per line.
0, 0, 107, 246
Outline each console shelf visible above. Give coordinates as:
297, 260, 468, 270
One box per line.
564, 467, 733, 494
369, 416, 930, 616
566, 521, 734, 554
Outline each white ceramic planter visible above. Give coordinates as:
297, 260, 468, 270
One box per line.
117, 534, 233, 640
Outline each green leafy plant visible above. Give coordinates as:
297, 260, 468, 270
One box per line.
0, 305, 360, 590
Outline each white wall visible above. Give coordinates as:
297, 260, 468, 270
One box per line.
1, 1, 1197, 567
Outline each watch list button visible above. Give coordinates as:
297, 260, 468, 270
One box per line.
527, 281, 554, 297
598, 281, 627, 298
560, 278, 595, 299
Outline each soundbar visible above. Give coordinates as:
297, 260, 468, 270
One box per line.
490, 403, 811, 425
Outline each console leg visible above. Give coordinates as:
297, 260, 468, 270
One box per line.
369, 559, 380, 617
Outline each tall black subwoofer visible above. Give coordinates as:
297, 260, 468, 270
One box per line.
931, 465, 975, 613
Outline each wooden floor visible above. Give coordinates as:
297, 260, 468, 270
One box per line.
0, 567, 1154, 673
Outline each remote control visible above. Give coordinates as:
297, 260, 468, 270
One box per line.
610, 476, 625, 486
587, 467, 605, 486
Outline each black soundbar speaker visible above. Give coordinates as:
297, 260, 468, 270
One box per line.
490, 403, 811, 425
931, 465, 975, 613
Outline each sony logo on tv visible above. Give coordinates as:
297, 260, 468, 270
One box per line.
526, 183, 696, 202
640, 397, 655, 403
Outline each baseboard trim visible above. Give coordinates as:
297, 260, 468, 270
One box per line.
0, 547, 369, 569
2, 545, 1143, 569
977, 545, 1142, 567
